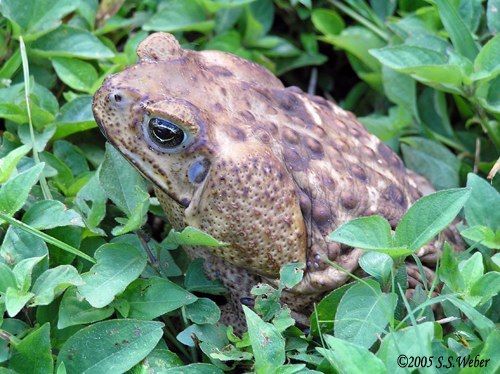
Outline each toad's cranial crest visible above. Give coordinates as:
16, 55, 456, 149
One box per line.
93, 32, 462, 329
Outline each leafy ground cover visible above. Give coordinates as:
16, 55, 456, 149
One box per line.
0, 0, 498, 373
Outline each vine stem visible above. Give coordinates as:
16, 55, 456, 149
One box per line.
161, 319, 192, 362
0, 212, 95, 263
181, 306, 198, 363
0, 329, 21, 346
327, 0, 389, 41
474, 102, 500, 150
19, 36, 52, 200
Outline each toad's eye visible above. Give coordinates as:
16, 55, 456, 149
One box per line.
147, 117, 186, 148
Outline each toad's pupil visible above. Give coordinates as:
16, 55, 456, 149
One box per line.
148, 118, 184, 147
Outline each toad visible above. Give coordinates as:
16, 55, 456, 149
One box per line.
93, 33, 461, 328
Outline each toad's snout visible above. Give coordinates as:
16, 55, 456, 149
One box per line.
92, 79, 143, 140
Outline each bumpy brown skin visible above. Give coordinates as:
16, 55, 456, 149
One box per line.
93, 33, 460, 329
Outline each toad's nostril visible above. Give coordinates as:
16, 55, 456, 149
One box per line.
108, 91, 123, 104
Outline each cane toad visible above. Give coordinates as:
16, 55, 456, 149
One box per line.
93, 33, 458, 328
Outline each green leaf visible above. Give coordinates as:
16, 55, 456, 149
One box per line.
0, 0, 76, 40
131, 346, 183, 373
0, 49, 21, 80
322, 26, 384, 72
377, 322, 434, 374
53, 140, 89, 176
0, 163, 44, 218
0, 263, 17, 293
0, 226, 48, 266
470, 329, 500, 374
57, 319, 164, 374
465, 173, 500, 230
143, 0, 214, 33
5, 288, 34, 317
161, 363, 224, 373
459, 252, 484, 291
381, 66, 417, 119
394, 188, 471, 250
185, 297, 221, 324
31, 265, 83, 306
473, 34, 500, 81
214, 7, 244, 34
58, 287, 114, 329
12, 255, 46, 291
438, 243, 464, 292
100, 157, 149, 234
458, 0, 483, 34
39, 152, 73, 192
329, 215, 392, 250
254, 36, 301, 58
243, 305, 285, 373
271, 307, 295, 332
121, 277, 197, 320
111, 189, 149, 236
52, 58, 98, 93
359, 106, 411, 142
469, 271, 500, 306
163, 226, 227, 248
243, 0, 275, 43
317, 335, 387, 374
203, 0, 256, 12
184, 258, 227, 295
311, 8, 345, 36
370, 45, 464, 93
54, 96, 96, 139
176, 323, 227, 348
359, 252, 393, 284
9, 323, 53, 374
476, 75, 500, 114
0, 103, 28, 124
334, 279, 396, 349
252, 283, 281, 321
18, 125, 55, 153
0, 144, 31, 183
328, 216, 412, 258
78, 243, 146, 308
22, 200, 84, 230
401, 137, 460, 190
371, 0, 396, 19
99, 143, 149, 217
487, 0, 500, 34
32, 25, 114, 59
75, 174, 107, 235
275, 51, 328, 76
417, 87, 454, 138
434, 0, 479, 61
461, 226, 500, 249
279, 262, 305, 289
209, 345, 253, 362
445, 296, 495, 340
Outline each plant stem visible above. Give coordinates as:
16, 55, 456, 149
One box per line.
327, 0, 389, 41
163, 317, 192, 362
474, 103, 500, 150
181, 306, 198, 363
137, 231, 162, 277
0, 212, 95, 263
0, 329, 21, 346
19, 36, 52, 201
